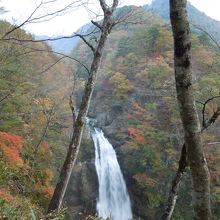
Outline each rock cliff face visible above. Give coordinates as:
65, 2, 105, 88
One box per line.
65, 129, 98, 219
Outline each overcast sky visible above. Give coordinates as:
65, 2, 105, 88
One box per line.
0, 0, 220, 36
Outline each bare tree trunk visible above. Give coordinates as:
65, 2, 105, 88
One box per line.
162, 106, 220, 220
34, 106, 54, 154
162, 144, 187, 220
47, 0, 119, 213
169, 0, 211, 219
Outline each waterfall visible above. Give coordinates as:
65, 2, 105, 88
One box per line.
91, 128, 132, 220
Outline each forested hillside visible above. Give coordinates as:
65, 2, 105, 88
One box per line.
67, 5, 220, 220
0, 1, 220, 220
0, 20, 74, 218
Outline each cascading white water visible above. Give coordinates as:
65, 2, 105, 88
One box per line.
91, 128, 132, 220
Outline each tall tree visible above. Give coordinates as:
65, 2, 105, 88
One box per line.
169, 0, 211, 219
47, 0, 119, 213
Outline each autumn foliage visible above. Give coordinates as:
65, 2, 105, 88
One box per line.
128, 127, 145, 142
133, 173, 156, 187
35, 183, 54, 199
0, 188, 13, 202
0, 132, 23, 168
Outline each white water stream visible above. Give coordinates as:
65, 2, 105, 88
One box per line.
91, 128, 132, 220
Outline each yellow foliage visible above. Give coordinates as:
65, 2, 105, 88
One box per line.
109, 72, 133, 98
33, 97, 53, 110
133, 173, 156, 187
44, 168, 54, 186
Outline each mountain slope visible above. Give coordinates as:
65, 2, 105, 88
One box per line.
65, 5, 220, 220
0, 20, 73, 218
144, 0, 220, 41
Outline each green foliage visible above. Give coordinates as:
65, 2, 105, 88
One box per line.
148, 192, 163, 208
148, 57, 171, 88
116, 37, 135, 57
124, 52, 138, 67
0, 160, 14, 185
127, 118, 139, 126
198, 33, 214, 48
136, 25, 172, 56
144, 102, 157, 111
109, 72, 133, 99
197, 73, 220, 98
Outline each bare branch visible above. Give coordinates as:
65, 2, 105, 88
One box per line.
1, 0, 83, 38
111, 0, 119, 11
113, 8, 152, 27
1, 29, 101, 52
207, 142, 220, 145
193, 25, 220, 51
202, 106, 220, 131
37, 57, 65, 75
91, 20, 102, 30
201, 95, 220, 128
69, 90, 76, 127
1, 1, 43, 38
12, 43, 90, 75
34, 104, 55, 154
0, 91, 14, 103
75, 34, 95, 53
99, 0, 108, 12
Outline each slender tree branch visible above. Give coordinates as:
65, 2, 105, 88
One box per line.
37, 57, 65, 75
1, 0, 43, 38
69, 90, 76, 128
0, 91, 14, 103
13, 44, 90, 75
193, 25, 220, 51
34, 104, 55, 154
75, 34, 95, 53
1, 28, 101, 49
207, 142, 220, 145
202, 106, 220, 131
201, 95, 220, 128
91, 20, 102, 30
1, 0, 84, 38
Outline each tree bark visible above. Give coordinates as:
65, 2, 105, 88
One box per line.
162, 144, 187, 220
169, 0, 211, 219
163, 105, 220, 219
47, 0, 118, 214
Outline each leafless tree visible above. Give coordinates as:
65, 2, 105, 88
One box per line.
47, 0, 119, 214
166, 0, 212, 219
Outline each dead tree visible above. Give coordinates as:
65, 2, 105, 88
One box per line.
47, 0, 119, 213
168, 0, 212, 219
